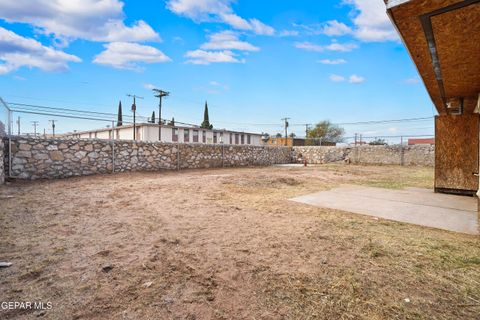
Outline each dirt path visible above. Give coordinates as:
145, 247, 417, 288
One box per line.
1, 165, 479, 319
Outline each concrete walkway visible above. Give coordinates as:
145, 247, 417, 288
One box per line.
290, 185, 478, 235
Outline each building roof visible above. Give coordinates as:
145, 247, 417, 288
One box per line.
408, 138, 435, 145
385, 0, 480, 114
65, 122, 263, 136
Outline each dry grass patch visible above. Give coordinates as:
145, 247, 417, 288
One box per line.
0, 164, 478, 319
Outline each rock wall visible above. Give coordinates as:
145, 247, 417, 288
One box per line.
0, 138, 4, 184
6, 137, 292, 180
293, 145, 434, 166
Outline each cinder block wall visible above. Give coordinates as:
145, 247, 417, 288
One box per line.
6, 137, 292, 180
293, 145, 434, 166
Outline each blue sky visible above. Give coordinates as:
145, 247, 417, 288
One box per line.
0, 0, 436, 140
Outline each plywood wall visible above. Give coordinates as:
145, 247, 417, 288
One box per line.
435, 114, 479, 195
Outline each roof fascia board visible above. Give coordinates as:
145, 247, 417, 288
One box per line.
387, 0, 412, 10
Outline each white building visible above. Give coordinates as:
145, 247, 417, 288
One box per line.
65, 123, 264, 146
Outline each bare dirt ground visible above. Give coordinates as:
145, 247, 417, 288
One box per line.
1, 164, 479, 320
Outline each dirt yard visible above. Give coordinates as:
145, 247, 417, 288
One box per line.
1, 164, 479, 319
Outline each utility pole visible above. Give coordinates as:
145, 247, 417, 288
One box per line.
152, 89, 169, 142
16, 116, 20, 135
127, 94, 143, 140
305, 123, 311, 138
31, 121, 39, 137
49, 120, 57, 137
281, 117, 290, 146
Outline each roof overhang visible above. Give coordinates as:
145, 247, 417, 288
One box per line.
385, 0, 480, 115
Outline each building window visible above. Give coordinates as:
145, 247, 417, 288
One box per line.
219, 132, 224, 144
172, 128, 178, 142
116, 129, 120, 139
213, 132, 217, 144
235, 134, 239, 145
247, 134, 251, 144
241, 134, 245, 144
229, 133, 232, 145
184, 129, 190, 142
202, 130, 206, 143
193, 130, 199, 143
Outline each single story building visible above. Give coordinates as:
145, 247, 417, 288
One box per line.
64, 123, 264, 146
408, 138, 435, 146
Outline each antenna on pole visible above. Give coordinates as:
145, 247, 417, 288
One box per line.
152, 89, 170, 142
127, 94, 144, 140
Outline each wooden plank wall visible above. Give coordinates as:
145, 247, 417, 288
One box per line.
435, 114, 479, 195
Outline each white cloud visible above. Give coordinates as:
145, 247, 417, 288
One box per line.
200, 31, 259, 51
344, 0, 398, 42
278, 30, 299, 37
329, 74, 365, 83
329, 74, 345, 82
295, 41, 358, 53
321, 20, 352, 36
349, 74, 365, 83
93, 42, 171, 70
0, 27, 81, 74
248, 18, 275, 35
388, 127, 398, 133
144, 83, 156, 90
404, 77, 420, 85
325, 41, 358, 52
167, 0, 274, 35
0, 0, 159, 43
317, 59, 347, 65
294, 42, 324, 52
184, 50, 244, 65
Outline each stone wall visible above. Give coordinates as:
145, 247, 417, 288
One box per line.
6, 137, 291, 180
293, 145, 434, 166
0, 138, 4, 184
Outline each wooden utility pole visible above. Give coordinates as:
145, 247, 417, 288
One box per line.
153, 89, 169, 142
31, 121, 39, 137
127, 94, 143, 140
49, 120, 57, 137
305, 123, 311, 138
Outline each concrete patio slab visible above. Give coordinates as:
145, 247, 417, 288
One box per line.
290, 185, 478, 235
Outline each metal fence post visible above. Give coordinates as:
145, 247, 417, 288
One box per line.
111, 120, 115, 173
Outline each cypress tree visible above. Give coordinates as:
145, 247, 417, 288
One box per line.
151, 111, 155, 123
200, 101, 213, 129
117, 101, 123, 127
